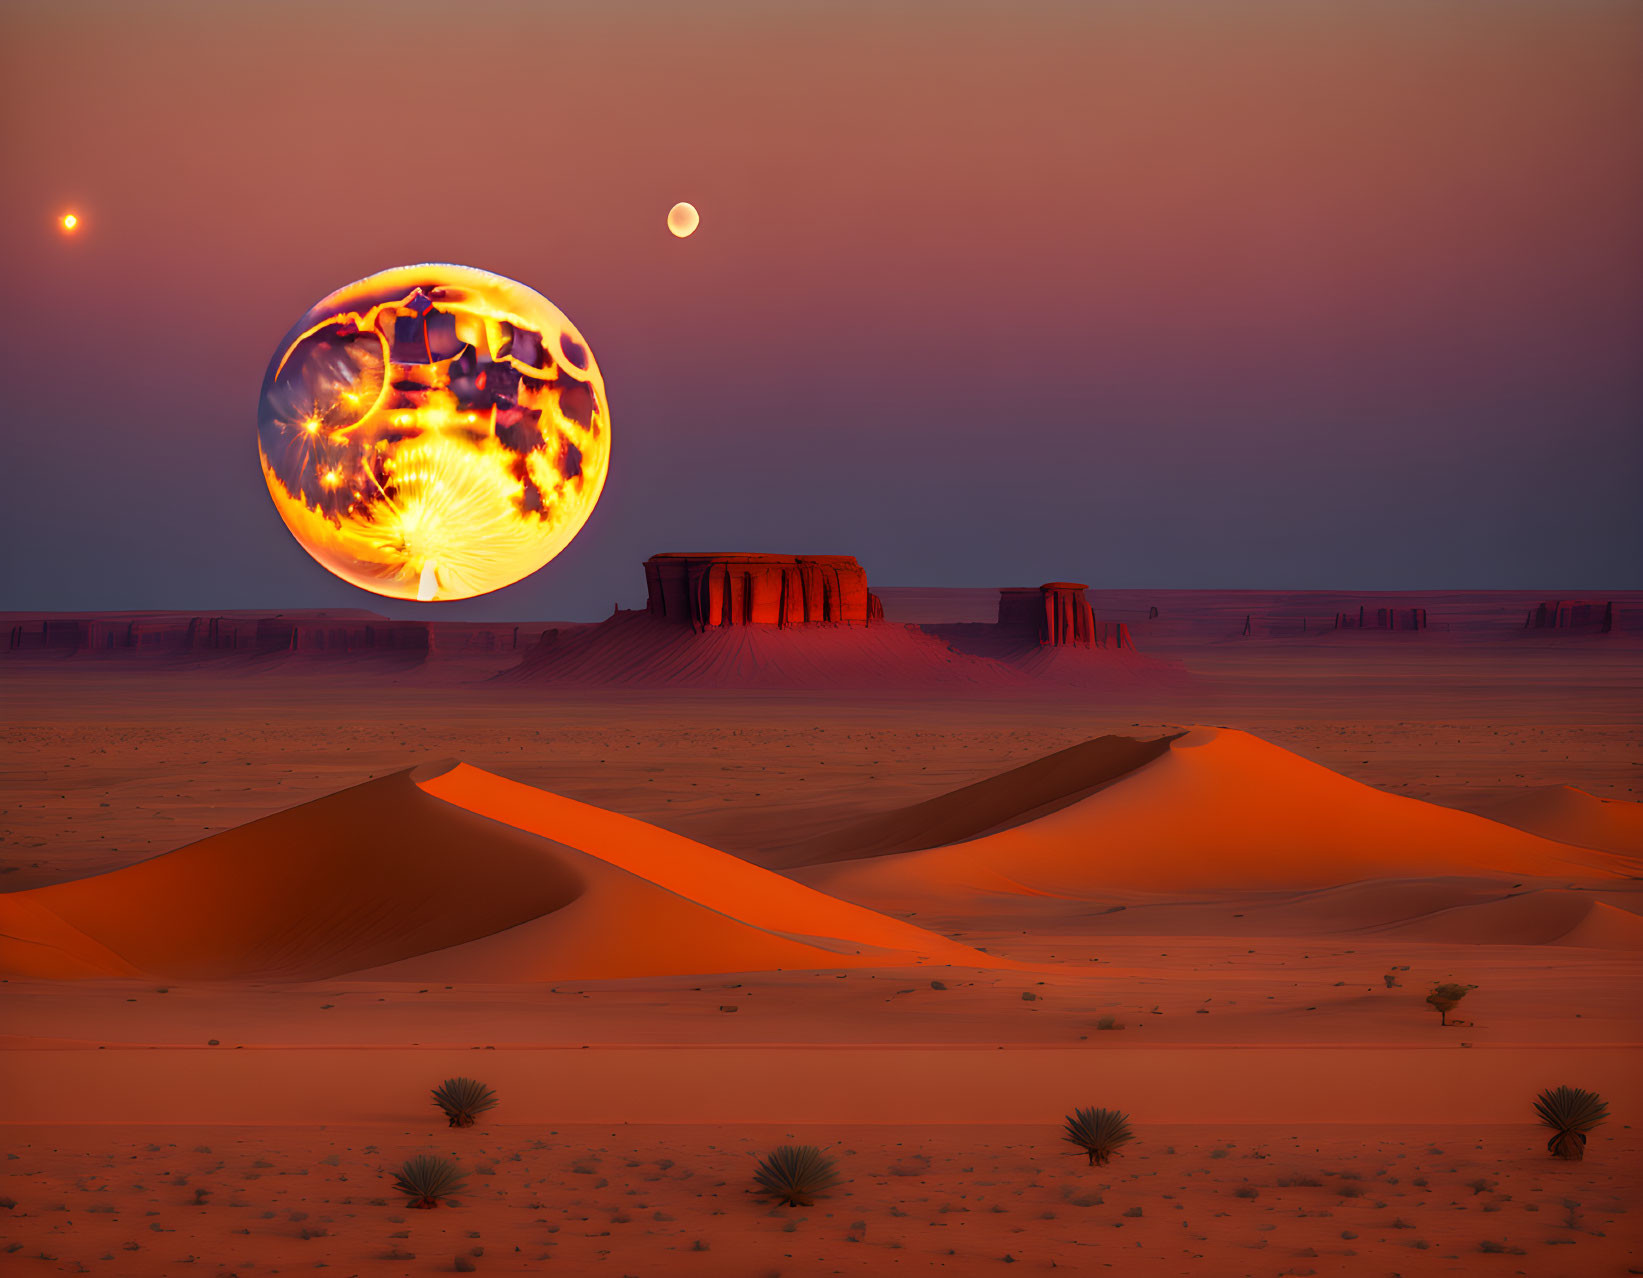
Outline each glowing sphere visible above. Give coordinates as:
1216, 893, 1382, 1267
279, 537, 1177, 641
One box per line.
60, 213, 79, 232
257, 264, 609, 602
667, 202, 699, 238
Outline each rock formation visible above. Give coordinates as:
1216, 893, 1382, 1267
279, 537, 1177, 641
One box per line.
643, 554, 883, 631
997, 583, 1131, 649
1525, 600, 1613, 633
3, 612, 549, 657
1334, 605, 1428, 631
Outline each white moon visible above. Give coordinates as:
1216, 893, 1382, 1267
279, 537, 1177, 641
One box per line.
667, 202, 700, 238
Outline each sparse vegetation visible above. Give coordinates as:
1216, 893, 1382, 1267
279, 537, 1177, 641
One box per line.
1533, 1086, 1608, 1160
752, 1145, 840, 1207
1095, 1015, 1123, 1031
392, 1155, 466, 1209
1062, 1107, 1134, 1167
431, 1078, 498, 1128
1425, 981, 1473, 1026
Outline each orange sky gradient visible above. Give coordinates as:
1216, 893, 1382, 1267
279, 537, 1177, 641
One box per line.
2, 0, 1639, 615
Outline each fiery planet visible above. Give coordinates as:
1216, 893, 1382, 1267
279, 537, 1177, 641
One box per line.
256, 264, 609, 602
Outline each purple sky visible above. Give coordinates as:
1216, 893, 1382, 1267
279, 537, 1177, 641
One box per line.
2, 0, 1640, 619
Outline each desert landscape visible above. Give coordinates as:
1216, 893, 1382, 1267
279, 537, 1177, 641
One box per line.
7, 2, 1640, 1272
3, 583, 1640, 1275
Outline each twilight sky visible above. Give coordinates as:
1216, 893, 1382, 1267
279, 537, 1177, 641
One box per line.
2, 0, 1640, 619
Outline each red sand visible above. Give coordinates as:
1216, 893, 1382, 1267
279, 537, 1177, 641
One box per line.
500, 610, 1176, 691
7, 1124, 1638, 1276
0, 764, 990, 982
1475, 784, 1643, 857
798, 727, 1633, 907
2, 592, 1639, 1275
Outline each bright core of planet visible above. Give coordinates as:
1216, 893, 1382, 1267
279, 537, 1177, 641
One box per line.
256, 263, 610, 602
667, 202, 700, 238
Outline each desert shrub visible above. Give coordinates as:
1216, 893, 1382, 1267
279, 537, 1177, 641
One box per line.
1062, 1107, 1134, 1167
1382, 973, 1399, 989
1478, 1240, 1524, 1255
1425, 982, 1473, 1026
1096, 1015, 1123, 1031
1337, 1181, 1365, 1198
431, 1078, 498, 1128
1533, 1086, 1608, 1161
392, 1155, 466, 1210
752, 1146, 840, 1207
1233, 1185, 1259, 1199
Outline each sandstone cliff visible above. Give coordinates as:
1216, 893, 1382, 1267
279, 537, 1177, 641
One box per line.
997, 583, 1131, 649
644, 554, 882, 630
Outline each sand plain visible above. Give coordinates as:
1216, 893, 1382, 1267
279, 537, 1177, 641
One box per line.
1, 591, 1640, 1274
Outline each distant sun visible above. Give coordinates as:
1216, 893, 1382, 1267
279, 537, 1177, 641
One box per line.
59, 212, 79, 233
667, 202, 699, 238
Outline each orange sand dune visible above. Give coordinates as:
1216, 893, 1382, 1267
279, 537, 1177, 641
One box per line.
775, 732, 1181, 866
0, 764, 992, 982
1371, 887, 1643, 949
1475, 784, 1643, 855
799, 727, 1634, 905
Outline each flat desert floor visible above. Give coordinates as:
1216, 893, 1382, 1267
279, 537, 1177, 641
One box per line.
2, 596, 1640, 1275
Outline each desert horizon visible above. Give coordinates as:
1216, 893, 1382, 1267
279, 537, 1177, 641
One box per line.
4, 0, 1640, 1270
5, 580, 1640, 1274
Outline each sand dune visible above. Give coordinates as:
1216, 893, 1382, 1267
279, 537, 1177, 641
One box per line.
0, 764, 992, 982
1474, 784, 1643, 855
776, 732, 1181, 866
1371, 888, 1643, 949
799, 727, 1633, 905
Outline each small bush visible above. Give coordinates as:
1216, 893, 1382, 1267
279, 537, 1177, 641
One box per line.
1062, 1107, 1134, 1167
753, 1146, 840, 1207
1533, 1086, 1608, 1161
431, 1078, 498, 1128
1096, 1015, 1123, 1031
1426, 982, 1473, 1026
1233, 1185, 1258, 1199
1478, 1240, 1524, 1255
392, 1155, 466, 1210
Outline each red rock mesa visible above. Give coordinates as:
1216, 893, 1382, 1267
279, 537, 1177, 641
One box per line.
996, 583, 1132, 650
643, 554, 883, 631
